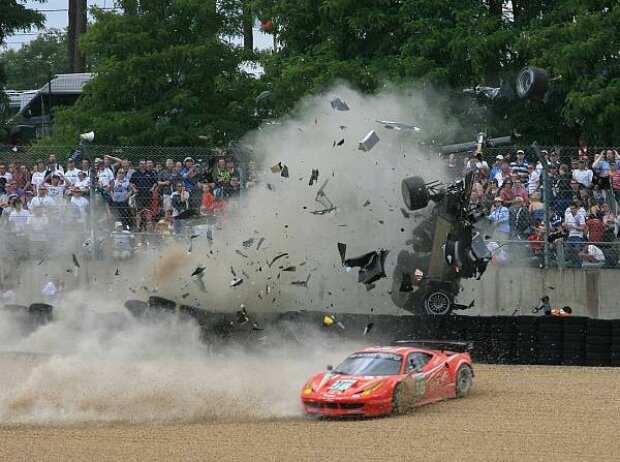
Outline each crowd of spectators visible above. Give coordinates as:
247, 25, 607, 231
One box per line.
447, 148, 620, 269
0, 152, 259, 261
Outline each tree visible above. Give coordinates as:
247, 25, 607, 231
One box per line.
46, 0, 260, 146
1, 29, 69, 90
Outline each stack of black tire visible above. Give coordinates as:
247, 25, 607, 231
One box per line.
561, 317, 587, 366
585, 319, 612, 366
514, 316, 538, 364
537, 317, 563, 365
612, 320, 620, 367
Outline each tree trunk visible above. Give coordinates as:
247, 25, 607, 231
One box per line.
243, 3, 253, 51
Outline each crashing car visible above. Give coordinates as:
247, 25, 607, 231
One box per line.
392, 171, 491, 315
300, 341, 474, 418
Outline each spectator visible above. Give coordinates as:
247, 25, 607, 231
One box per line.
510, 150, 529, 183
74, 170, 91, 193
180, 157, 198, 191
158, 159, 181, 221
222, 174, 242, 199
445, 153, 462, 180
64, 159, 80, 186
0, 164, 12, 182
46, 175, 67, 203
245, 161, 261, 188
110, 221, 134, 260
572, 159, 593, 188
95, 157, 115, 189
5, 179, 27, 202
28, 205, 50, 257
488, 197, 510, 239
8, 197, 31, 233
68, 188, 89, 225
578, 243, 605, 269
12, 164, 30, 189
609, 162, 620, 205
499, 179, 515, 205
211, 156, 229, 186
494, 162, 511, 187
509, 196, 532, 240
41, 279, 63, 306
108, 168, 132, 229
29, 185, 55, 213
30, 160, 47, 190
527, 164, 540, 195
512, 178, 529, 205
529, 192, 545, 224
81, 159, 91, 178
527, 223, 545, 267
489, 155, 503, 181
586, 213, 604, 243
0, 282, 16, 306
129, 160, 158, 232
48, 154, 64, 175
554, 165, 573, 214
170, 181, 190, 233
564, 202, 586, 267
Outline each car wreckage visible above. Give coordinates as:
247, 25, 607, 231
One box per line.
391, 171, 492, 316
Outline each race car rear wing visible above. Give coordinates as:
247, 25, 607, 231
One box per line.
391, 340, 472, 353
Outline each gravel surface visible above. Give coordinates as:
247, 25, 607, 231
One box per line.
1, 364, 619, 462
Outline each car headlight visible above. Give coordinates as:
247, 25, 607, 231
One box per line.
356, 381, 384, 396
303, 381, 314, 395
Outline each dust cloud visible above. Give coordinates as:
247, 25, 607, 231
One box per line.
0, 84, 459, 425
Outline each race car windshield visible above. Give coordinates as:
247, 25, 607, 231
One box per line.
334, 353, 402, 376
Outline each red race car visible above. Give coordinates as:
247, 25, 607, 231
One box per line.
301, 341, 474, 417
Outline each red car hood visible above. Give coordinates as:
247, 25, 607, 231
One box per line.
308, 372, 394, 397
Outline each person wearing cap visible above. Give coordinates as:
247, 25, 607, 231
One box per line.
488, 197, 510, 239
489, 155, 503, 180
180, 157, 198, 191
74, 170, 91, 193
527, 163, 540, 195
95, 157, 115, 189
110, 221, 133, 260
48, 154, 64, 176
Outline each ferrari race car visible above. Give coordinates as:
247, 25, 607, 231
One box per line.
301, 341, 474, 417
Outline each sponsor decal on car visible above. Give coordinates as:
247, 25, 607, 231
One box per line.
329, 380, 356, 391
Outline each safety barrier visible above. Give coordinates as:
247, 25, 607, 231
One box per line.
272, 311, 620, 367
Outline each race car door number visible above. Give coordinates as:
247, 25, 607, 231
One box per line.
329, 380, 356, 391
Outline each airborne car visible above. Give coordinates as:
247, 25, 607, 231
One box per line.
301, 341, 474, 417
392, 172, 491, 315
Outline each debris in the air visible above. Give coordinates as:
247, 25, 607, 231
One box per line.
337, 242, 347, 265
282, 266, 296, 272
281, 165, 289, 178
255, 90, 271, 103
339, 244, 390, 285
114, 267, 120, 276
323, 314, 335, 327
256, 237, 265, 250
142, 286, 158, 294
82, 240, 91, 247
311, 179, 336, 215
270, 162, 283, 173
336, 138, 345, 147
241, 270, 250, 279
309, 169, 319, 186
230, 266, 237, 276
236, 306, 249, 324
330, 98, 350, 111
37, 258, 45, 266
400, 208, 411, 219
267, 183, 276, 191
191, 266, 206, 277
181, 293, 190, 299
128, 287, 136, 294
375, 120, 421, 132
242, 238, 255, 248
363, 200, 371, 207
363, 322, 374, 336
358, 130, 380, 152
365, 283, 376, 291
72, 253, 80, 268
291, 274, 311, 287
268, 253, 289, 268
378, 219, 384, 224
235, 250, 248, 258
339, 125, 347, 130
230, 277, 244, 287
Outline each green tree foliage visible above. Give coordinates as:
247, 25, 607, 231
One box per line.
1, 30, 69, 90
255, 0, 620, 145
47, 0, 260, 146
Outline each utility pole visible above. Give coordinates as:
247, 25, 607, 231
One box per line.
68, 0, 87, 72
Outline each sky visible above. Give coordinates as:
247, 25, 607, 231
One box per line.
4, 0, 273, 50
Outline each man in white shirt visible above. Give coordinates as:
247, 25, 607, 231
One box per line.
8, 198, 32, 233
68, 188, 89, 224
74, 171, 91, 193
527, 164, 540, 195
30, 161, 47, 190
48, 154, 64, 175
564, 202, 586, 267
572, 159, 594, 188
95, 157, 114, 188
46, 175, 66, 202
29, 185, 56, 213
579, 243, 605, 269
0, 164, 12, 182
63, 159, 81, 186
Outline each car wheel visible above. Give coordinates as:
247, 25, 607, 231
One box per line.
516, 66, 548, 100
392, 383, 406, 415
455, 365, 473, 398
424, 291, 452, 315
401, 176, 430, 211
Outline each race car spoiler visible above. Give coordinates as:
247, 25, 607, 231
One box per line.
391, 340, 472, 352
